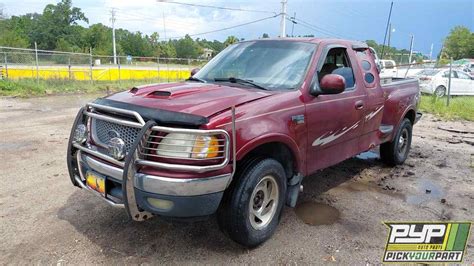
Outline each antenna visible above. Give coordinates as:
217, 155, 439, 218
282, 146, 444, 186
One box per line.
380, 1, 394, 60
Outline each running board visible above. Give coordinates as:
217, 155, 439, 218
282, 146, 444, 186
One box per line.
379, 124, 394, 135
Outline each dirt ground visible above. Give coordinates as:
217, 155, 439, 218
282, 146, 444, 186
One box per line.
1, 94, 473, 264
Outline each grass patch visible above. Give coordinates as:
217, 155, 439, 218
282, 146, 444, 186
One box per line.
0, 78, 171, 97
419, 95, 474, 121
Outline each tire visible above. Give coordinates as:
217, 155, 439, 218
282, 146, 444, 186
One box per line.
217, 158, 287, 248
434, 86, 446, 97
380, 118, 413, 166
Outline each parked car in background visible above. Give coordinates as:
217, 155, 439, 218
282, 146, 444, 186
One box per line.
462, 63, 474, 76
379, 59, 398, 78
417, 69, 474, 97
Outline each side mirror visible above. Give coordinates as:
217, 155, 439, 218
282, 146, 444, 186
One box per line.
190, 68, 200, 77
319, 74, 346, 94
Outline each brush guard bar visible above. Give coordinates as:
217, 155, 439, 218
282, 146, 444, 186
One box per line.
67, 102, 237, 221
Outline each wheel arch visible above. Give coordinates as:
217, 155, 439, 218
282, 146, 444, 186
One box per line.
236, 134, 303, 179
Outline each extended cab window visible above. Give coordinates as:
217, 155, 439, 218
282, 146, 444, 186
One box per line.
318, 48, 355, 89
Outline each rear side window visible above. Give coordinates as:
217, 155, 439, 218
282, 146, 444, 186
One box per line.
318, 48, 356, 90
355, 47, 378, 88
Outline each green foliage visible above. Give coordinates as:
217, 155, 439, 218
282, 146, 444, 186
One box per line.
366, 39, 424, 64
419, 95, 474, 121
173, 35, 202, 58
443, 26, 474, 60
0, 79, 141, 97
224, 36, 239, 47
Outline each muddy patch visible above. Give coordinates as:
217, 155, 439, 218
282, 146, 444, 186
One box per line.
331, 179, 405, 201
294, 202, 340, 225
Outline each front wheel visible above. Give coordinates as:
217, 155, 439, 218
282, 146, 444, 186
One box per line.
434, 86, 446, 97
217, 158, 286, 248
380, 118, 413, 166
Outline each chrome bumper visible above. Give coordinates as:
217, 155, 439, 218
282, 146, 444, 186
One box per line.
78, 150, 232, 197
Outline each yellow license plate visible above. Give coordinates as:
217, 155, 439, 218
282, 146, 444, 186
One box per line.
86, 171, 106, 196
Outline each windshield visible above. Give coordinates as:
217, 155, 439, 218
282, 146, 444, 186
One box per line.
417, 69, 440, 76
194, 40, 316, 90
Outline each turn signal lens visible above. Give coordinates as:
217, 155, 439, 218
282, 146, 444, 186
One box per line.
192, 136, 219, 159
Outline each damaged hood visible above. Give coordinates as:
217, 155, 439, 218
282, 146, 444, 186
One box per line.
104, 82, 273, 118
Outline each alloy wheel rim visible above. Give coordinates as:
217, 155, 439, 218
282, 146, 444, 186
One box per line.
249, 175, 279, 230
398, 128, 409, 155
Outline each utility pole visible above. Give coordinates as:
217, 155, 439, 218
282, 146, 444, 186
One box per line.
162, 11, 167, 40
110, 8, 117, 65
408, 34, 414, 64
429, 43, 434, 61
290, 12, 296, 37
280, 0, 287, 38
404, 34, 415, 78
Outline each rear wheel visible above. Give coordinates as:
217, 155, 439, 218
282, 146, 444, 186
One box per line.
217, 158, 286, 248
380, 118, 412, 166
434, 86, 446, 97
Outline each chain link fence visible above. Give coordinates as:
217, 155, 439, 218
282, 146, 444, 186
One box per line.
0, 46, 209, 83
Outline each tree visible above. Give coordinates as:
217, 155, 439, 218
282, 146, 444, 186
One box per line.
30, 0, 88, 50
159, 42, 177, 58
262, 33, 269, 38
443, 26, 474, 60
224, 36, 239, 47
174, 35, 201, 58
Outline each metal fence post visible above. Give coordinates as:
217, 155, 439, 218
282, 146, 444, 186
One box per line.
157, 56, 160, 82
118, 56, 121, 83
89, 47, 93, 83
447, 57, 452, 106
34, 42, 39, 83
68, 56, 72, 80
3, 52, 8, 79
167, 58, 170, 83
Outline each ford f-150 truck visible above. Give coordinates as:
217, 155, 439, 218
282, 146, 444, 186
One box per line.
67, 38, 421, 247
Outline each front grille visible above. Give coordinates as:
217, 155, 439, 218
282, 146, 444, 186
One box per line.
92, 118, 141, 153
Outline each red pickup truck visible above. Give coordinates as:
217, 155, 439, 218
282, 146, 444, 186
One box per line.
67, 38, 421, 247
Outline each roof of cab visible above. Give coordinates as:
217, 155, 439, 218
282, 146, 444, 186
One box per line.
241, 37, 368, 48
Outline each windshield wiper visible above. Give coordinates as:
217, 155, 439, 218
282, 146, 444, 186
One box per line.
186, 76, 206, 83
214, 77, 268, 91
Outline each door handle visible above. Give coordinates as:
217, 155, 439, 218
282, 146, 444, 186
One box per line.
355, 100, 364, 110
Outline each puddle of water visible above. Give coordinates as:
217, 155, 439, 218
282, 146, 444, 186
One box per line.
294, 202, 340, 225
405, 178, 444, 205
356, 151, 380, 160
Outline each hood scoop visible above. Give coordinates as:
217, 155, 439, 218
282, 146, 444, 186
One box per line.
148, 90, 172, 98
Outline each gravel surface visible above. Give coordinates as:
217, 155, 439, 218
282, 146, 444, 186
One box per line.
1, 94, 473, 264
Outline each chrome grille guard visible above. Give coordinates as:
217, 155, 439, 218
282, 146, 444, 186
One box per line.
67, 102, 237, 220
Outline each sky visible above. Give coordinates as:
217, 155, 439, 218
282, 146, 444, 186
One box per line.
1, 0, 473, 56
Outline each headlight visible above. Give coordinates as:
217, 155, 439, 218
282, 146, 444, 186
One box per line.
157, 133, 220, 159
74, 124, 88, 144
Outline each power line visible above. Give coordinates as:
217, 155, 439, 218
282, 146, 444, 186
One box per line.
156, 0, 277, 15
165, 14, 279, 40
288, 17, 349, 39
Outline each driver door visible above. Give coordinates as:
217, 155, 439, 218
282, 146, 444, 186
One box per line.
305, 45, 367, 174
